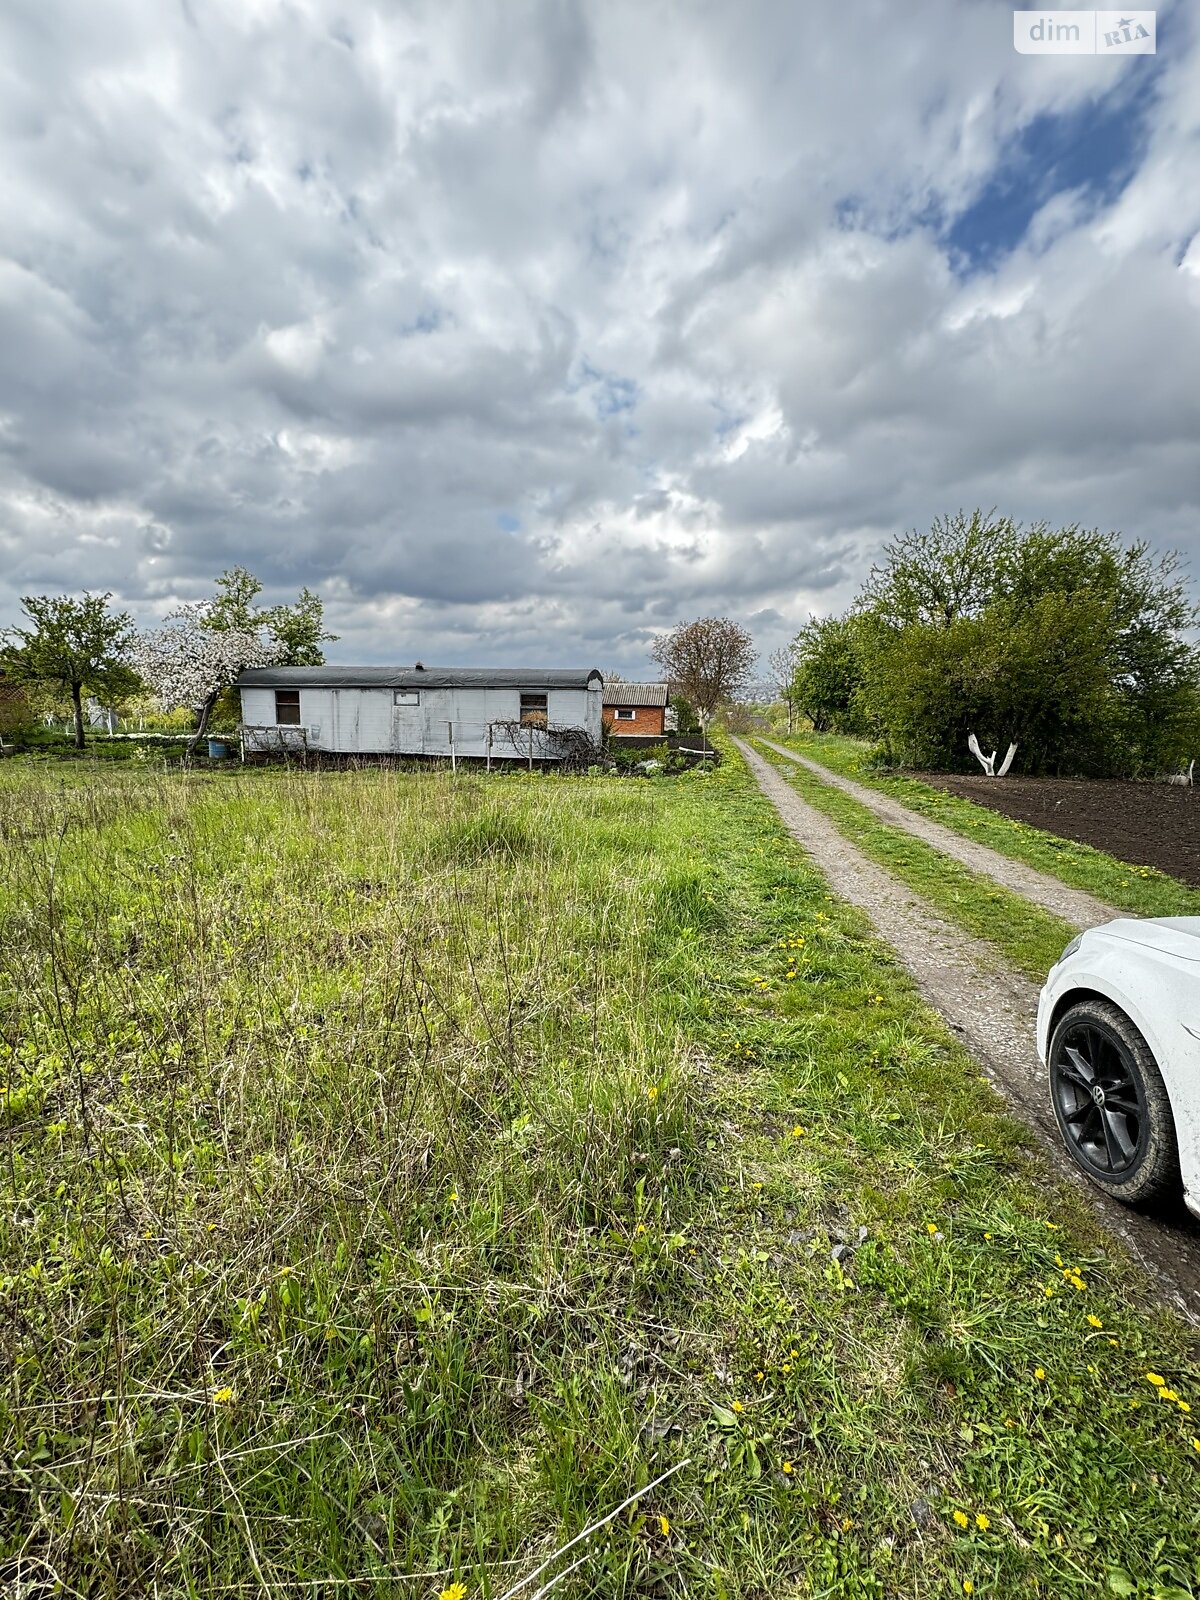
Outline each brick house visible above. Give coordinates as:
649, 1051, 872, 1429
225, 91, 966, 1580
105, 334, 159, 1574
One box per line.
602, 682, 669, 737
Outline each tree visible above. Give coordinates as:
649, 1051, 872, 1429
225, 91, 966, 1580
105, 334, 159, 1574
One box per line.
790, 615, 870, 735
853, 513, 1200, 774
650, 617, 756, 732
860, 509, 1016, 628
204, 566, 336, 665
1, 593, 141, 750
767, 644, 799, 734
131, 603, 285, 758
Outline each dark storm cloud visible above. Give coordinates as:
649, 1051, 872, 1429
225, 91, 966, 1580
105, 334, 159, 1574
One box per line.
1, 0, 1198, 673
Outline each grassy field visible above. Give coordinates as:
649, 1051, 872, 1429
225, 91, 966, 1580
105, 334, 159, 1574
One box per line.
2, 751, 1200, 1599
770, 732, 1200, 920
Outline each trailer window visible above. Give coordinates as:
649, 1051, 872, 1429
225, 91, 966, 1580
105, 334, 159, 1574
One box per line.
394, 690, 420, 706
275, 690, 301, 726
519, 693, 548, 726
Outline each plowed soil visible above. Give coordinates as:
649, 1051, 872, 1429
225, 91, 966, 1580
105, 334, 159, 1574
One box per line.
916, 774, 1200, 888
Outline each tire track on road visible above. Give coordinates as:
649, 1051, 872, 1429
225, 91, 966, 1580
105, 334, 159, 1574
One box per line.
734, 736, 1200, 1317
757, 738, 1117, 931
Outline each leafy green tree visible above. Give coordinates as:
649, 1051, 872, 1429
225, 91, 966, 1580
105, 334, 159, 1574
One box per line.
204, 566, 336, 665
268, 587, 334, 667
1, 592, 141, 750
853, 513, 1200, 776
860, 509, 1016, 628
200, 567, 337, 732
791, 614, 870, 735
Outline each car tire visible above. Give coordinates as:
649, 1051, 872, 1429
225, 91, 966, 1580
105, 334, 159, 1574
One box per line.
1048, 998, 1180, 1205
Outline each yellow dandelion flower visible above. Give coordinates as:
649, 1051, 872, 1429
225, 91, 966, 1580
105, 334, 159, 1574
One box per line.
1034, 1368, 1046, 1380
1087, 1315, 1103, 1329
975, 1513, 990, 1531
437, 1585, 467, 1600
212, 1386, 235, 1404
782, 1363, 792, 1374
952, 1510, 969, 1529
646, 1086, 660, 1101
926, 1223, 939, 1236
791, 1124, 808, 1137
277, 1265, 293, 1277
731, 1400, 744, 1413
657, 1515, 670, 1536
1177, 1401, 1191, 1414
448, 1192, 458, 1203
754, 1371, 765, 1382
1192, 1439, 1200, 1452
781, 1460, 794, 1474
1146, 1373, 1167, 1387
964, 1583, 974, 1596
1160, 1389, 1179, 1403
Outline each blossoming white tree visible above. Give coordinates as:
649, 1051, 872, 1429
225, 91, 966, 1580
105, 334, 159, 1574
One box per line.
131, 602, 285, 757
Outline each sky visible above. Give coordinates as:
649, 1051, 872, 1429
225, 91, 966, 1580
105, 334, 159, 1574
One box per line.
2, 0, 1199, 676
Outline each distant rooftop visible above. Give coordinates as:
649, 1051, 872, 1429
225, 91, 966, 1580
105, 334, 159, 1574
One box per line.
236, 665, 603, 690
602, 682, 668, 706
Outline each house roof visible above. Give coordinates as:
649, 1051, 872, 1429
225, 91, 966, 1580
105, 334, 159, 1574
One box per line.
602, 682, 669, 707
236, 666, 604, 691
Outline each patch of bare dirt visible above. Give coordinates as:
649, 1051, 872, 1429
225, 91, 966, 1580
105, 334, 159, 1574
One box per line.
917, 771, 1200, 889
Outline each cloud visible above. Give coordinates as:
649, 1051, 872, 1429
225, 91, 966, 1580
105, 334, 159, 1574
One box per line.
1, 0, 1198, 674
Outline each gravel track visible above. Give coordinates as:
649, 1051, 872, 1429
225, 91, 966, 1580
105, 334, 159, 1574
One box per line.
758, 738, 1118, 931
735, 738, 1200, 1317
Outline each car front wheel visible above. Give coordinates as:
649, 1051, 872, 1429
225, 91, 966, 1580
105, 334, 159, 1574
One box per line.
1048, 998, 1180, 1205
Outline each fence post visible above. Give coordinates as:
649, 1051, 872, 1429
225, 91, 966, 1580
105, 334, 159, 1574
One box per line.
528, 725, 534, 772
487, 724, 493, 773
449, 721, 456, 774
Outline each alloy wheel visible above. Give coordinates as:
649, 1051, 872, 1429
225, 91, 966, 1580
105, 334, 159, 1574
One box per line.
1051, 1018, 1147, 1177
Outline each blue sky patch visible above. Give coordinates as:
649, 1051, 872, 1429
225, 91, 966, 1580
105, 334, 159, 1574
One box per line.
945, 63, 1164, 272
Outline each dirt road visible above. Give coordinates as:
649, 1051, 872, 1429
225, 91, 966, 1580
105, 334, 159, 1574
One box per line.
758, 738, 1118, 930
735, 738, 1200, 1317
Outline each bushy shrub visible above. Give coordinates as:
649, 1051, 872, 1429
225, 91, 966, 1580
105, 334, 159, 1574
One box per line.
793, 511, 1200, 776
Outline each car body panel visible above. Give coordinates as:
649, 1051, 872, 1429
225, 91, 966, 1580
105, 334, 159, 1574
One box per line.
1037, 917, 1200, 1218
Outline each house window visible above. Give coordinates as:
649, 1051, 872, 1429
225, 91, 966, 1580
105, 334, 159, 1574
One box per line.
519, 692, 548, 727
274, 690, 301, 726
394, 690, 420, 706
613, 708, 636, 721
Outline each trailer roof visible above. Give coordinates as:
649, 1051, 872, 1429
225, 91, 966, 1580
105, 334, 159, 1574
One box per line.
237, 666, 604, 690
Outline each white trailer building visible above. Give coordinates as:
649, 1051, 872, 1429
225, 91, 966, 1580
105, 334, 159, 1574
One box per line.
236, 665, 604, 761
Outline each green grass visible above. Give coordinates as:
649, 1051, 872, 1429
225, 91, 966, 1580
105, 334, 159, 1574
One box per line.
751, 744, 1079, 981
771, 731, 1200, 920
2, 751, 1199, 1598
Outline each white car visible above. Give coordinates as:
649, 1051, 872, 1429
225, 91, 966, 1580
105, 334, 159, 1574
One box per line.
1037, 919, 1200, 1216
